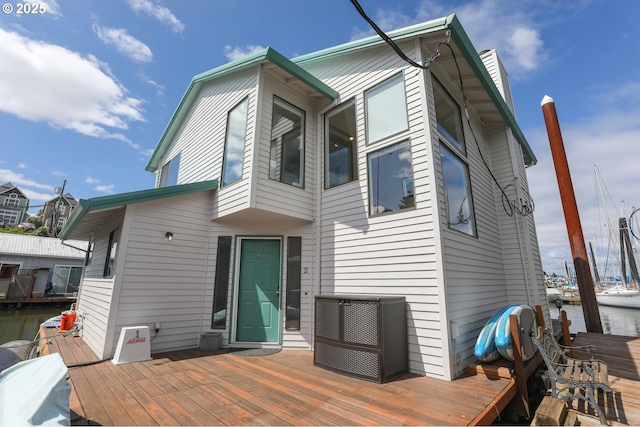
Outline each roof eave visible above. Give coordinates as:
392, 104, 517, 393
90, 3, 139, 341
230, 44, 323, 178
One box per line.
445, 15, 537, 166
145, 47, 338, 173
58, 179, 219, 240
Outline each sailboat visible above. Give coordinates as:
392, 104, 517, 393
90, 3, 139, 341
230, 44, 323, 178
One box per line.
592, 165, 640, 308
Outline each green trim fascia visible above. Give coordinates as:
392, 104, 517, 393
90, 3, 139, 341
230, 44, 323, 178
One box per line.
58, 179, 218, 240
445, 15, 537, 165
292, 16, 450, 65
292, 14, 536, 166
145, 47, 338, 173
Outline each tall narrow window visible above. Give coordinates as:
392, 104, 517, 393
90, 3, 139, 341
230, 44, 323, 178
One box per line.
212, 236, 231, 329
269, 97, 305, 188
159, 153, 181, 187
365, 73, 408, 144
325, 99, 357, 188
368, 140, 414, 215
222, 97, 248, 186
285, 237, 301, 330
433, 76, 465, 152
441, 143, 476, 236
103, 228, 119, 278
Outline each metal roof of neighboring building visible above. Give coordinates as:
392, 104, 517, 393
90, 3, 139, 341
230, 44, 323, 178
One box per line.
0, 234, 87, 259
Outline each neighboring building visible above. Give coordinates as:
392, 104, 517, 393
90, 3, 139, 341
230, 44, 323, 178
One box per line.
0, 234, 87, 298
43, 193, 78, 231
59, 15, 550, 381
0, 182, 29, 227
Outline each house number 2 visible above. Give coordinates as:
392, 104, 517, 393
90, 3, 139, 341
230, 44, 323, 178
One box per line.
303, 267, 308, 274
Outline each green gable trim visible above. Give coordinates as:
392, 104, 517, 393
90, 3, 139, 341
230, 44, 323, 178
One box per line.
445, 15, 536, 165
145, 47, 338, 173
58, 179, 218, 240
293, 14, 536, 166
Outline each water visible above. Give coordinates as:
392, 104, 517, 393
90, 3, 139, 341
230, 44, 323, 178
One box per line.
0, 307, 62, 345
553, 303, 640, 337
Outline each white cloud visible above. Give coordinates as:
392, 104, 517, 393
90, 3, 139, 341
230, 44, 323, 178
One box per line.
223, 44, 266, 62
85, 176, 100, 184
93, 23, 153, 63
505, 27, 544, 72
39, 0, 61, 17
0, 169, 54, 191
95, 184, 115, 194
0, 28, 145, 142
17, 162, 27, 169
126, 0, 185, 34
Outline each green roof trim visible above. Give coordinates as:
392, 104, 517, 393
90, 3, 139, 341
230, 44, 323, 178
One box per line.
444, 15, 536, 165
293, 14, 536, 165
145, 47, 338, 172
58, 179, 218, 240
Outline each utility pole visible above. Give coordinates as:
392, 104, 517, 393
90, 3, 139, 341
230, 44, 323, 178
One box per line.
541, 95, 603, 333
51, 179, 66, 237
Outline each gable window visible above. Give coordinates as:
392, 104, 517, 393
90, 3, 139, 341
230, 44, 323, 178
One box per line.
222, 97, 249, 186
103, 228, 119, 278
269, 97, 305, 188
365, 73, 408, 144
433, 76, 465, 152
4, 193, 19, 207
159, 153, 181, 187
441, 143, 476, 236
325, 99, 357, 188
368, 140, 414, 215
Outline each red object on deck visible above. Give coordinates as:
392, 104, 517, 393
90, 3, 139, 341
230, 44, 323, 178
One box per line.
59, 311, 77, 332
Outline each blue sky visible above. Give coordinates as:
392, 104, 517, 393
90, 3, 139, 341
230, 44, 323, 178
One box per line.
2, 0, 640, 276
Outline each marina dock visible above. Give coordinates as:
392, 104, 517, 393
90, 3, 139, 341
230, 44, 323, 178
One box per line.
41, 326, 518, 426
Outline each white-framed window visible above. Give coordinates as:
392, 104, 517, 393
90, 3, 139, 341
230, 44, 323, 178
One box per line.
0, 209, 19, 225
58, 203, 66, 214
367, 140, 414, 215
159, 153, 181, 187
52, 265, 83, 294
222, 97, 249, 186
433, 76, 466, 153
269, 97, 305, 188
57, 217, 66, 227
103, 228, 119, 278
3, 193, 19, 207
365, 73, 408, 144
325, 98, 358, 189
440, 142, 476, 236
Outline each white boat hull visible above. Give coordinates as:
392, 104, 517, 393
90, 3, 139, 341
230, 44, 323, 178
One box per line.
596, 290, 640, 309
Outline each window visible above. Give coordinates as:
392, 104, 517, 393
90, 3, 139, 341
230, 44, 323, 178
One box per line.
285, 237, 301, 330
103, 228, 119, 278
325, 99, 357, 188
52, 265, 82, 294
222, 97, 249, 186
269, 97, 305, 187
365, 73, 408, 144
433, 76, 465, 152
212, 236, 231, 329
0, 210, 19, 225
441, 143, 476, 236
159, 153, 181, 187
4, 193, 19, 207
368, 140, 414, 215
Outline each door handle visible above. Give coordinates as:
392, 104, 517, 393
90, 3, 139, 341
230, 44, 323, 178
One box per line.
275, 291, 280, 296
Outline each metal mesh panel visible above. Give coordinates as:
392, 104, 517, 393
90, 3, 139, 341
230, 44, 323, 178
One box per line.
381, 302, 408, 376
314, 341, 379, 379
315, 299, 340, 340
343, 302, 378, 346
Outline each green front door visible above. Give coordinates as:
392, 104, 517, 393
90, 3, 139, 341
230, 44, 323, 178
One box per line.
236, 239, 281, 342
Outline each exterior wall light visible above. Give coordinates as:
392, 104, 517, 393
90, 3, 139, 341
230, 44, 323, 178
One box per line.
165, 232, 173, 242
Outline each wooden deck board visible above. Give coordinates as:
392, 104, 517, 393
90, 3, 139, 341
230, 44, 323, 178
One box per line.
39, 327, 518, 426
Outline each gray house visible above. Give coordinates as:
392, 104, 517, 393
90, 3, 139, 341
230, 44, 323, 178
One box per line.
0, 234, 87, 299
60, 14, 550, 381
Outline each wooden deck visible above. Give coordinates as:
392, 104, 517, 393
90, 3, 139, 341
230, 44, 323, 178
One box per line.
570, 332, 640, 426
40, 327, 517, 426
